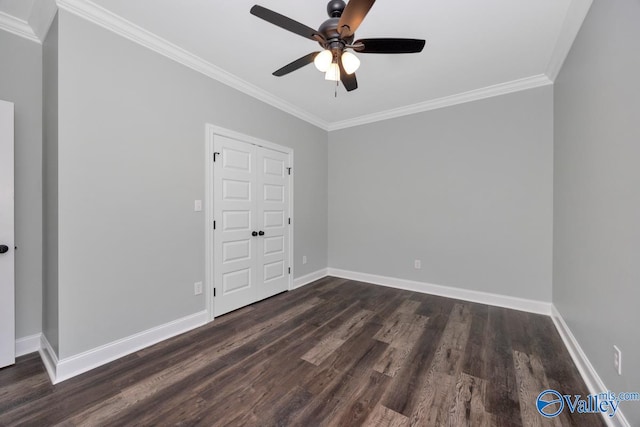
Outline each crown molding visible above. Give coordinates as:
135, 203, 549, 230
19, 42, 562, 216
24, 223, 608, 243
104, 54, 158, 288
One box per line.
56, 0, 330, 130
545, 0, 594, 81
0, 10, 40, 43
0, 0, 57, 44
50, 0, 585, 132
30, 0, 58, 41
328, 74, 553, 131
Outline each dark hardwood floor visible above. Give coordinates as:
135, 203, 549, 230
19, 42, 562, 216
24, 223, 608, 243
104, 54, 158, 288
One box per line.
0, 277, 604, 426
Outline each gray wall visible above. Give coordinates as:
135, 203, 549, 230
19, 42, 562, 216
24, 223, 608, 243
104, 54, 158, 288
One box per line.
554, 0, 640, 423
329, 86, 554, 302
0, 30, 43, 339
42, 14, 59, 353
54, 11, 327, 358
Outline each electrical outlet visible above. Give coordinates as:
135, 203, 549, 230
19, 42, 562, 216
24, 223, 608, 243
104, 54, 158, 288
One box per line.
414, 260, 421, 269
194, 200, 202, 212
614, 345, 622, 375
302, 255, 307, 265
194, 281, 203, 295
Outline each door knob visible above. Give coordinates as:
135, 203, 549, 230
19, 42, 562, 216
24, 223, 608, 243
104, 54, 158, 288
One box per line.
0, 245, 9, 254
252, 231, 258, 237
258, 231, 265, 236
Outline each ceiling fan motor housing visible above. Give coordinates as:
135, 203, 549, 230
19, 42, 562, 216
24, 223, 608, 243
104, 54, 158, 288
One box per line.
318, 18, 354, 49
327, 0, 346, 17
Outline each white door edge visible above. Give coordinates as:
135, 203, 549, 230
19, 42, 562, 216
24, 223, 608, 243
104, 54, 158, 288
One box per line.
204, 124, 294, 322
0, 99, 15, 368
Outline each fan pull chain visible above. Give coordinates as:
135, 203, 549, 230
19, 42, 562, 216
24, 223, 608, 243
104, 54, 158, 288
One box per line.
335, 80, 338, 98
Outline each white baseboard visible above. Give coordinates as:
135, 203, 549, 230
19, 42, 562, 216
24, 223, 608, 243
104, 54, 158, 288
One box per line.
327, 268, 552, 315
39, 310, 208, 384
293, 268, 329, 289
15, 333, 42, 357
551, 305, 630, 427
39, 334, 58, 383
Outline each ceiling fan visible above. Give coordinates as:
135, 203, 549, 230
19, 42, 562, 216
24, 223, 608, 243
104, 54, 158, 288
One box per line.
250, 0, 426, 92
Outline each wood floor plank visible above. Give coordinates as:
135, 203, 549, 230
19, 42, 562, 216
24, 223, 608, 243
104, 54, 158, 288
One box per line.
405, 303, 473, 424
363, 404, 410, 427
412, 371, 458, 426
372, 300, 424, 344
288, 326, 389, 425
418, 303, 472, 375
0, 277, 604, 427
325, 370, 390, 427
484, 306, 524, 426
380, 299, 454, 416
461, 302, 490, 379
301, 308, 375, 366
0, 365, 52, 413
513, 350, 564, 427
372, 311, 429, 377
450, 372, 495, 427
230, 385, 314, 427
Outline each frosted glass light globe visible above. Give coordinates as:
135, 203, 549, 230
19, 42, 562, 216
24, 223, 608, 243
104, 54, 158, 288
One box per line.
341, 51, 360, 75
314, 50, 333, 72
325, 62, 340, 81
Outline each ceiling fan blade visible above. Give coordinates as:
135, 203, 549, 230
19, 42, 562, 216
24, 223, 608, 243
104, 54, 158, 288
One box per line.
273, 52, 320, 77
250, 5, 324, 42
338, 57, 358, 92
354, 38, 426, 54
338, 0, 376, 38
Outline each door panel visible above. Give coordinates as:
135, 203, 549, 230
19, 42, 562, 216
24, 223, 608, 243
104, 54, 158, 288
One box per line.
222, 240, 251, 262
222, 147, 251, 171
263, 236, 284, 255
263, 211, 285, 228
213, 135, 290, 316
0, 100, 15, 368
214, 136, 257, 315
222, 179, 251, 200
264, 184, 284, 202
263, 261, 285, 282
222, 268, 251, 293
255, 148, 289, 300
222, 210, 251, 231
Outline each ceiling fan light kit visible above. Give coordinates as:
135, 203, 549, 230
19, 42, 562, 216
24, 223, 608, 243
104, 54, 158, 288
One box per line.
341, 51, 360, 74
314, 49, 333, 72
250, 0, 426, 92
325, 62, 341, 81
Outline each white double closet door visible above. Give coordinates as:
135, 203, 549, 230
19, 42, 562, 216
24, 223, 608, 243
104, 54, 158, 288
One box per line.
213, 134, 291, 316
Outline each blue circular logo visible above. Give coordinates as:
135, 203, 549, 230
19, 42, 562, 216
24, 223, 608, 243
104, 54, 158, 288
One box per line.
537, 389, 564, 418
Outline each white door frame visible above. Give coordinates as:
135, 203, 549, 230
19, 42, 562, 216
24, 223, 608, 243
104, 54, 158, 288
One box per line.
205, 124, 293, 322
0, 100, 15, 368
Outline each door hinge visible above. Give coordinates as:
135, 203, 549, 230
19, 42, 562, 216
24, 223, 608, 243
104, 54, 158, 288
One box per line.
288, 217, 291, 225
213, 152, 220, 162
213, 220, 216, 230
287, 167, 292, 175
214, 288, 216, 297
288, 267, 291, 275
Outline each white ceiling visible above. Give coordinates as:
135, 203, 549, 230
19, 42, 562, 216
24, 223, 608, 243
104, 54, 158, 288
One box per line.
0, 0, 592, 129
